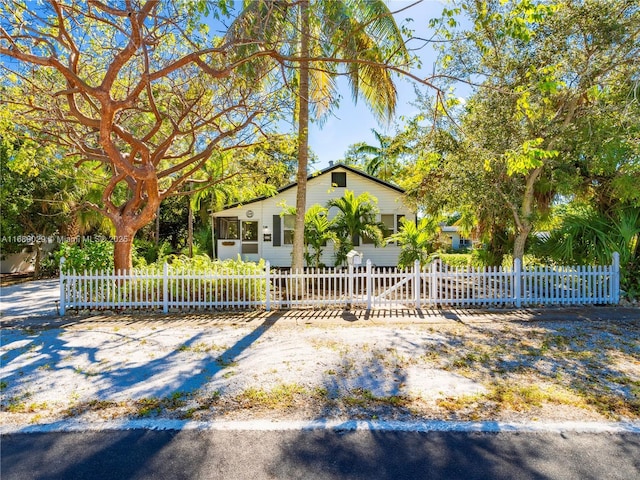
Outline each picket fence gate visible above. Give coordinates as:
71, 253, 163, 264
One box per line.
58, 253, 620, 315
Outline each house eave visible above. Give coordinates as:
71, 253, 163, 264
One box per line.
211, 163, 406, 215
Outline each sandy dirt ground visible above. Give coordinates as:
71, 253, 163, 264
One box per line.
1, 280, 639, 430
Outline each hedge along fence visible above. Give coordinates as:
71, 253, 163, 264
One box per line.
59, 254, 621, 315
59, 257, 268, 314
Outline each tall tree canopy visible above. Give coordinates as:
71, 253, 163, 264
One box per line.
402, 0, 640, 262
1, 0, 286, 271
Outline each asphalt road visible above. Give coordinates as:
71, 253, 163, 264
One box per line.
2, 429, 639, 480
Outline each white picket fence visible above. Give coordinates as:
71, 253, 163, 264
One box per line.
59, 253, 621, 315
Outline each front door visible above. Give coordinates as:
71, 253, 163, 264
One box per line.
241, 221, 259, 261
216, 217, 240, 260
216, 217, 260, 261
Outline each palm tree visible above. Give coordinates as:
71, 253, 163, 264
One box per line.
328, 190, 384, 266
303, 205, 337, 268
536, 206, 640, 296
388, 217, 440, 268
356, 128, 405, 181
228, 1, 410, 271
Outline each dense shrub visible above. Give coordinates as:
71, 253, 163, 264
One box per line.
58, 241, 113, 273
139, 254, 267, 275
133, 239, 172, 266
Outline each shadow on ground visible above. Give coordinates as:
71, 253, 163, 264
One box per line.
1, 313, 280, 412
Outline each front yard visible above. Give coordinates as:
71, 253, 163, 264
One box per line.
1, 312, 638, 428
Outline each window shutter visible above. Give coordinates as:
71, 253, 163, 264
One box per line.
273, 215, 281, 246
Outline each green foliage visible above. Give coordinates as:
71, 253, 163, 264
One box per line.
354, 129, 407, 182
133, 240, 173, 267
140, 254, 267, 276
404, 0, 640, 264
302, 205, 337, 268
434, 253, 475, 269
327, 190, 384, 266
388, 217, 439, 268
535, 206, 640, 298
58, 242, 114, 274
503, 138, 559, 176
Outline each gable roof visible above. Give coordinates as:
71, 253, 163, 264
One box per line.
219, 163, 406, 211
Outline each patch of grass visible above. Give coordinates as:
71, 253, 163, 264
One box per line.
178, 342, 228, 354
216, 356, 237, 368
131, 392, 191, 418
583, 394, 640, 419
342, 388, 409, 408
450, 350, 491, 369
73, 366, 100, 377
314, 387, 329, 398
437, 383, 589, 417
0, 381, 7, 390
134, 397, 163, 417
235, 383, 309, 409
6, 400, 48, 414
166, 391, 189, 409
64, 399, 122, 417
488, 384, 563, 411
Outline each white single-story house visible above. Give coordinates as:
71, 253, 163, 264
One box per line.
211, 163, 416, 267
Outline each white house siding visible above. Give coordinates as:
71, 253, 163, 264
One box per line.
212, 166, 415, 267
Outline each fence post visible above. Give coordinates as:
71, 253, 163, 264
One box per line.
612, 252, 620, 304
429, 260, 437, 307
414, 260, 421, 309
265, 261, 271, 312
514, 257, 522, 308
162, 262, 169, 313
348, 263, 354, 308
59, 257, 66, 316
366, 260, 372, 310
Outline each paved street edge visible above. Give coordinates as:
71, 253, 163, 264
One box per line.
2, 419, 640, 435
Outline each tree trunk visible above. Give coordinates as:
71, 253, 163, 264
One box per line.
155, 205, 160, 246
513, 224, 532, 263
291, 0, 310, 273
187, 191, 194, 258
512, 166, 542, 262
33, 241, 42, 279
113, 224, 135, 273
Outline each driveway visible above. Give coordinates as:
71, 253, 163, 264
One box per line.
0, 278, 59, 319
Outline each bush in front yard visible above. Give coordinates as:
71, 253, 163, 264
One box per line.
58, 241, 113, 273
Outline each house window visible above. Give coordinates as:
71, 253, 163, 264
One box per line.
459, 237, 472, 248
283, 214, 295, 244
381, 214, 395, 238
363, 214, 396, 245
242, 221, 258, 241
331, 172, 347, 187
218, 217, 239, 239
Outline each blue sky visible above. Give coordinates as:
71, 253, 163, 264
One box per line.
308, 0, 445, 168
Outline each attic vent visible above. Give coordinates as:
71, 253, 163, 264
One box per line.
331, 171, 346, 187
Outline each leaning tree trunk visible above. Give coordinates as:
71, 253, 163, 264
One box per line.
512, 166, 543, 262
291, 0, 310, 274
